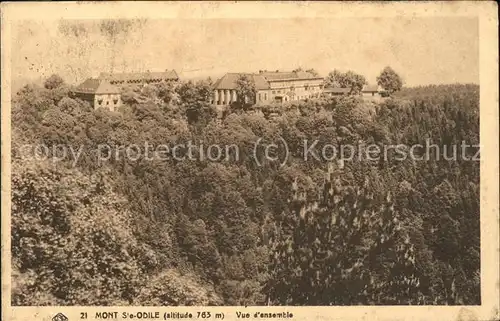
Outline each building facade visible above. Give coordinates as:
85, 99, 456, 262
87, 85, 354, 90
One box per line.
322, 84, 382, 100
74, 70, 180, 111
361, 84, 382, 101
322, 87, 351, 97
73, 78, 122, 111
213, 70, 324, 106
259, 70, 324, 103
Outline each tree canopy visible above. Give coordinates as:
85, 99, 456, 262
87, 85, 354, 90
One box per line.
44, 74, 65, 90
377, 66, 403, 95
11, 74, 480, 306
235, 74, 257, 107
324, 70, 367, 94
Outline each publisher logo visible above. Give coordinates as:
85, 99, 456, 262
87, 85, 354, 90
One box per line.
52, 313, 68, 321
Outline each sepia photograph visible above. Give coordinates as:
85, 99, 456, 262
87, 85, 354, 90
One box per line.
1, 2, 498, 321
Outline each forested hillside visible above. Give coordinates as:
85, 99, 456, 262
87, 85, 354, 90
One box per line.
11, 79, 480, 305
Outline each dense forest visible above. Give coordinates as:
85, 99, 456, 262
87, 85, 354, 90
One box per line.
11, 77, 480, 306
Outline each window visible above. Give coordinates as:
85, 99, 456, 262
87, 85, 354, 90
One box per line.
106, 101, 109, 105
113, 98, 118, 104
97, 98, 103, 105
272, 91, 276, 94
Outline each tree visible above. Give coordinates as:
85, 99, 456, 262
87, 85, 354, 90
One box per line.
266, 162, 421, 305
306, 69, 320, 77
135, 269, 222, 306
176, 79, 214, 125
157, 81, 177, 104
235, 75, 257, 106
177, 80, 212, 109
11, 159, 154, 305
11, 74, 481, 306
377, 66, 403, 95
293, 67, 320, 77
44, 74, 65, 90
324, 70, 367, 94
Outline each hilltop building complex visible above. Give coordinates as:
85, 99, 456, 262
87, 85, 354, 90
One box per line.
212, 70, 324, 106
73, 70, 179, 110
73, 69, 383, 111
72, 78, 122, 111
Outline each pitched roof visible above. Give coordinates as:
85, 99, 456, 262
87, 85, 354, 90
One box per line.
74, 78, 120, 94
260, 71, 297, 80
295, 71, 319, 79
362, 84, 379, 92
213, 70, 323, 90
259, 70, 322, 81
213, 73, 270, 90
99, 70, 179, 83
74, 78, 101, 93
96, 81, 121, 94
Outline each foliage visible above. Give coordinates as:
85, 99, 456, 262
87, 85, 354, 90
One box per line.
136, 269, 223, 306
266, 164, 420, 305
292, 67, 320, 77
324, 70, 367, 94
11, 160, 153, 305
44, 74, 65, 90
306, 69, 320, 77
11, 75, 480, 305
176, 79, 214, 125
377, 66, 403, 95
235, 74, 257, 107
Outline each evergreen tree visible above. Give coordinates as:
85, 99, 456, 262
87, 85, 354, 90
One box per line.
266, 162, 420, 305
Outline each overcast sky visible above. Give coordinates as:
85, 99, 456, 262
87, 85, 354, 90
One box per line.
11, 17, 478, 87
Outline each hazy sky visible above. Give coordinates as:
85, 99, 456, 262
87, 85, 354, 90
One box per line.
11, 17, 479, 87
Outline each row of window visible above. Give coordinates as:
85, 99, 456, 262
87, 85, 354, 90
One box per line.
211, 90, 321, 104
110, 79, 171, 85
97, 98, 119, 106
270, 86, 321, 94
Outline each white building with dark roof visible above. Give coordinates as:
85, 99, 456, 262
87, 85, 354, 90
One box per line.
73, 70, 180, 111
361, 84, 382, 100
322, 87, 351, 97
213, 70, 324, 106
322, 84, 383, 100
73, 78, 122, 111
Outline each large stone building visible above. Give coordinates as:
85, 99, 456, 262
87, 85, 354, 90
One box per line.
213, 70, 324, 106
73, 70, 180, 111
73, 78, 122, 111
